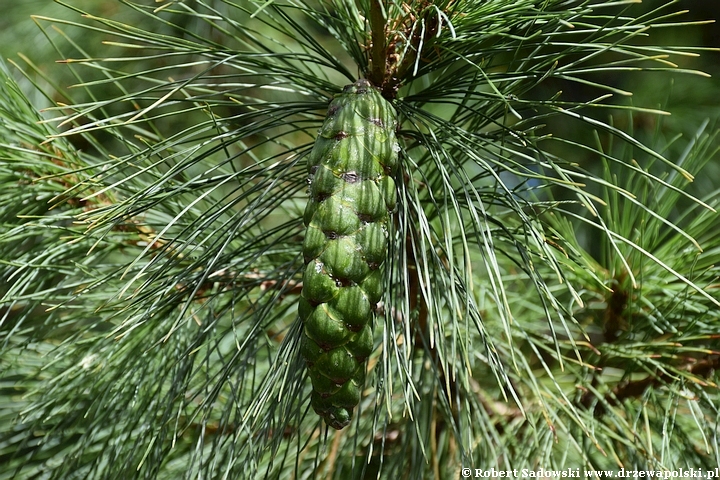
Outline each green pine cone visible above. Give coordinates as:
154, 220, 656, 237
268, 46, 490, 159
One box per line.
300, 79, 398, 430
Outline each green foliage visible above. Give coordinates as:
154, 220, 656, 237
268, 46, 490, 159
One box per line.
0, 0, 718, 478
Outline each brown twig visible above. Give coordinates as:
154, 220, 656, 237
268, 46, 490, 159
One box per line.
390, 7, 439, 93
174, 271, 302, 302
579, 277, 627, 410
368, 0, 388, 89
365, 1, 442, 98
603, 279, 629, 343
585, 355, 720, 417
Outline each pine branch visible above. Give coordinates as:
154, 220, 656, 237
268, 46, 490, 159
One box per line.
1, 0, 719, 477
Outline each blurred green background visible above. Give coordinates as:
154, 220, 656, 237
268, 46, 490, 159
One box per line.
2, 0, 717, 158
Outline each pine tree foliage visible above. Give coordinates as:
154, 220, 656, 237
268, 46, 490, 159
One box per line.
1, 0, 719, 478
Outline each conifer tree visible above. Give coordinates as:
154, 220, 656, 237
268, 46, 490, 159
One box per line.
1, 1, 718, 478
